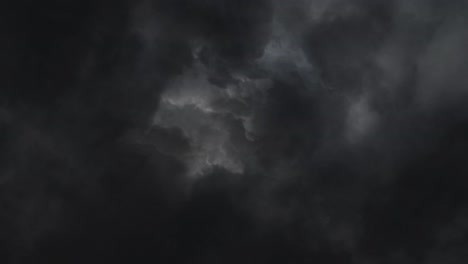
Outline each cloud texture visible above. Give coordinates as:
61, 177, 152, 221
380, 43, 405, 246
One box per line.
1, 0, 468, 263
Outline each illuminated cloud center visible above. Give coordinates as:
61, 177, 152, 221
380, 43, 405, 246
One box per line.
153, 23, 317, 178
153, 60, 270, 177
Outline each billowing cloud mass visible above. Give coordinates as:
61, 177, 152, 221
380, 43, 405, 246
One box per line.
1, 0, 468, 263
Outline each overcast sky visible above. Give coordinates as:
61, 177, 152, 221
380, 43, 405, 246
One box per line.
1, 0, 468, 263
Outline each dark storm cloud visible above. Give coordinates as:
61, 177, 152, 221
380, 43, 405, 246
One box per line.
0, 0, 192, 261
1, 0, 468, 263
0, 0, 273, 262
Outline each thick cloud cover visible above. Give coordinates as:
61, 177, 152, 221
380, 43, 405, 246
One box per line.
1, 0, 468, 263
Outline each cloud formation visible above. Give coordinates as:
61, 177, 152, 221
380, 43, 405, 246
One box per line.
1, 0, 468, 263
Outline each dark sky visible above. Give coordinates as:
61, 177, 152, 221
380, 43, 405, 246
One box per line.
1, 0, 468, 263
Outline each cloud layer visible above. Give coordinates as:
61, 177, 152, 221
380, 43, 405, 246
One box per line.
1, 0, 468, 263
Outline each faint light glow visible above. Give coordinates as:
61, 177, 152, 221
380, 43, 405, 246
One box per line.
346, 94, 377, 144
153, 59, 270, 177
